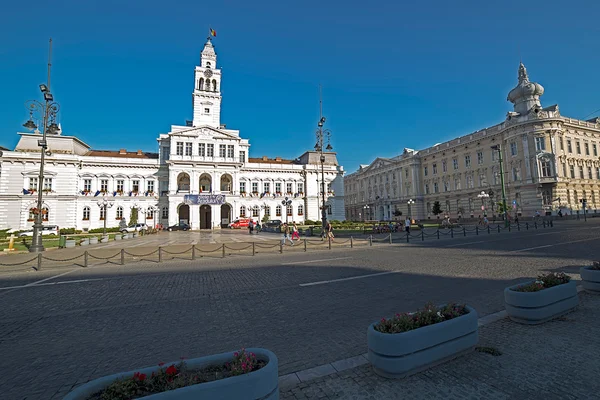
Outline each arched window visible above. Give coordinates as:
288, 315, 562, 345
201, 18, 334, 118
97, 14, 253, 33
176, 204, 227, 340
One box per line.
162, 207, 168, 219
212, 79, 217, 92
275, 205, 282, 216
147, 209, 154, 219
28, 208, 36, 221
116, 206, 123, 220
542, 190, 552, 206
100, 207, 106, 220
199, 78, 204, 90
41, 207, 49, 221
286, 204, 293, 216
83, 207, 90, 221
240, 205, 246, 217
297, 204, 304, 216
206, 62, 211, 68
264, 206, 271, 217
252, 206, 259, 217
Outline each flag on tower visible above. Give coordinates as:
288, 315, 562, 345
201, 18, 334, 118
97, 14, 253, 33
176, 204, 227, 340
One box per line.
210, 28, 217, 37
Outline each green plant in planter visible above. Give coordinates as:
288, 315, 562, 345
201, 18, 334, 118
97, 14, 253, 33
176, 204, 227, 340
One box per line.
374, 302, 468, 334
513, 272, 571, 292
590, 261, 600, 271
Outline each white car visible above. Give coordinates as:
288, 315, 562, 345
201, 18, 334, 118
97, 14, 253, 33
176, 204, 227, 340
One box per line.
121, 223, 148, 233
19, 225, 59, 237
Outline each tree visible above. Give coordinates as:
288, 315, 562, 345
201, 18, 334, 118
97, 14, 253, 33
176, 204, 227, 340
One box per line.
394, 209, 403, 216
432, 201, 442, 216
130, 207, 138, 226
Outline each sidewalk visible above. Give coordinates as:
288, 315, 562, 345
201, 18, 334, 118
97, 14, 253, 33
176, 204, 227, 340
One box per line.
280, 291, 600, 399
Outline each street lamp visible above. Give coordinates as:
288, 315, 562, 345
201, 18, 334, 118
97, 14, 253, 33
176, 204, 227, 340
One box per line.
363, 204, 370, 222
491, 144, 509, 227
477, 191, 490, 216
24, 39, 60, 253
97, 196, 115, 236
407, 199, 415, 221
315, 85, 333, 232
281, 197, 292, 224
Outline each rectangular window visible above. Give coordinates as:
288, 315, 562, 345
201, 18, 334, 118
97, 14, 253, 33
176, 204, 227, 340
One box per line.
588, 167, 593, 179
176, 142, 183, 156
585, 142, 590, 156
454, 178, 461, 190
453, 158, 458, 170
432, 164, 437, 174
493, 170, 499, 185
465, 155, 471, 168
286, 183, 293, 193
298, 183, 305, 193
83, 179, 91, 192
425, 184, 429, 194
117, 207, 124, 219
492, 150, 497, 161
479, 173, 485, 187
597, 167, 600, 180
579, 166, 584, 178
239, 182, 246, 193
510, 142, 518, 156
204, 108, 210, 114
442, 160, 447, 172
227, 145, 234, 158
264, 182, 270, 193
116, 180, 124, 192
276, 206, 282, 216
219, 144, 226, 158
535, 137, 546, 152
560, 138, 564, 151
512, 168, 521, 181
161, 146, 170, 162
594, 143, 598, 157
100, 179, 108, 192
477, 151, 484, 165
433, 182, 439, 193
198, 143, 206, 156
567, 139, 572, 153
424, 166, 428, 176
239, 150, 246, 162
275, 182, 282, 193
185, 143, 192, 156
147, 181, 154, 193
252, 182, 258, 193
207, 144, 214, 157
443, 181, 448, 192
541, 161, 552, 177
562, 164, 567, 177
570, 165, 575, 179
576, 141, 581, 154
43, 178, 52, 191
287, 204, 293, 216
466, 176, 474, 188
29, 177, 38, 190
132, 180, 139, 192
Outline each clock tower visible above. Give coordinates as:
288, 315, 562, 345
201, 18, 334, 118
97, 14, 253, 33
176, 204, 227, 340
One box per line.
192, 38, 222, 127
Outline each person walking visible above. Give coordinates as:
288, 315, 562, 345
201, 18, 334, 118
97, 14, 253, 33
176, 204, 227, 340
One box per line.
281, 223, 294, 246
405, 217, 411, 234
248, 219, 254, 234
291, 222, 300, 241
327, 221, 334, 242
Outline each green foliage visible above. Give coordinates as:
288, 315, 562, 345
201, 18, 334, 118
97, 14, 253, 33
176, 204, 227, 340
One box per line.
59, 228, 83, 235
496, 202, 509, 213
431, 201, 442, 216
375, 303, 468, 334
261, 214, 269, 224
130, 207, 139, 225
394, 210, 403, 216
89, 227, 121, 234
591, 261, 600, 271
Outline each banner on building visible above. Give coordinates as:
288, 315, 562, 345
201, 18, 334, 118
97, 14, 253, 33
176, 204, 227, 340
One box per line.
183, 194, 226, 205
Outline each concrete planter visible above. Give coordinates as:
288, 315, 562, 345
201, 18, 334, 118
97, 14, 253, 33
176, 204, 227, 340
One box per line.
580, 266, 600, 293
80, 239, 89, 246
133, 232, 138, 238
100, 236, 109, 243
367, 305, 478, 378
504, 280, 578, 324
65, 239, 76, 248
63, 348, 278, 400
123, 234, 130, 239
114, 234, 122, 241
89, 237, 99, 245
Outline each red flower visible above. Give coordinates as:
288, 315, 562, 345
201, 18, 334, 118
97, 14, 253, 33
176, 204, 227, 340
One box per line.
158, 362, 165, 367
165, 365, 178, 376
138, 373, 146, 382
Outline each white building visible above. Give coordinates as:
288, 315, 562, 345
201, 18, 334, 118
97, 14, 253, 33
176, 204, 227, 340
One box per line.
0, 39, 345, 231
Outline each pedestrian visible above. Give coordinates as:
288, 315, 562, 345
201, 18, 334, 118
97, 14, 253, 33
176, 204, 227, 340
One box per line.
291, 222, 300, 241
405, 217, 411, 233
248, 219, 253, 234
281, 223, 294, 246
327, 222, 334, 241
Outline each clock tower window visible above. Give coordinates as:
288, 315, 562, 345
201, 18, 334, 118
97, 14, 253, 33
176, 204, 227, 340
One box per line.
206, 62, 211, 68
199, 78, 204, 90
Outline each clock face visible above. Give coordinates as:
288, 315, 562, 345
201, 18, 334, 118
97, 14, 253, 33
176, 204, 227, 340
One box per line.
204, 69, 213, 78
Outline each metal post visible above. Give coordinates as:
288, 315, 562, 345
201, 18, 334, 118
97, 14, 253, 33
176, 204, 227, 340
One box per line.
534, 221, 537, 229
517, 223, 520, 231
476, 226, 479, 235
437, 230, 440, 239
304, 239, 307, 252
463, 227, 466, 236
191, 245, 196, 260
120, 248, 125, 265
350, 236, 353, 248
526, 222, 529, 230
389, 233, 393, 244
252, 242, 255, 256
222, 244, 226, 258
369, 235, 372, 246
158, 246, 162, 262
451, 228, 454, 238
488, 225, 491, 234
421, 231, 424, 241
328, 236, 331, 249
406, 232, 410, 242
37, 253, 42, 270
498, 225, 501, 233
508, 223, 511, 232
279, 242, 283, 254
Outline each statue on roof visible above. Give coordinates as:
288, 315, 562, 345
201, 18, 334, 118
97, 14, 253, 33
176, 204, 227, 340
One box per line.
518, 62, 529, 84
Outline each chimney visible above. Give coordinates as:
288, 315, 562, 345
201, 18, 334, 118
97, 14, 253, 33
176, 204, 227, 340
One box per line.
262, 156, 268, 161
137, 149, 143, 155
119, 149, 127, 155
275, 156, 282, 161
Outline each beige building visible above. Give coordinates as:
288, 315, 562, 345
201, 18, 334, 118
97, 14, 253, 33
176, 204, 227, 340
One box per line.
344, 63, 600, 221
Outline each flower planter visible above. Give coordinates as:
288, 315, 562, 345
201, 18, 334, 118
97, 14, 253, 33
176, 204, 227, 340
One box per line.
89, 237, 99, 245
580, 266, 600, 293
367, 305, 478, 378
114, 234, 122, 241
65, 239, 76, 248
133, 232, 138, 238
100, 236, 109, 243
80, 239, 89, 246
123, 234, 130, 239
63, 348, 278, 400
504, 280, 578, 324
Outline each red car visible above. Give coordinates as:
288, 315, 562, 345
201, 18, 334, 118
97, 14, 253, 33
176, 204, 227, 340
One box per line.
229, 218, 251, 229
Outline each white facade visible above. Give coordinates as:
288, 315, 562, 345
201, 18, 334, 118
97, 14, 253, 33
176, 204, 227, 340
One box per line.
0, 39, 345, 231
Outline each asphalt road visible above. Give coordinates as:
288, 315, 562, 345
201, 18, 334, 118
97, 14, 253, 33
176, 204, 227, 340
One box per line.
0, 219, 598, 399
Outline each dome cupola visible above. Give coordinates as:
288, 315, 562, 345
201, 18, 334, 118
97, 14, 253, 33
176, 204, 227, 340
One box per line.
507, 62, 544, 115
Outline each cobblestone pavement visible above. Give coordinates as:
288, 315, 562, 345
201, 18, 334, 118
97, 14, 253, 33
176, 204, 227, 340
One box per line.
281, 292, 600, 400
0, 220, 598, 399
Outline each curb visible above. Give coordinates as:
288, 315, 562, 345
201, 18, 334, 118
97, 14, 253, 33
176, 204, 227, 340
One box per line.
279, 284, 586, 391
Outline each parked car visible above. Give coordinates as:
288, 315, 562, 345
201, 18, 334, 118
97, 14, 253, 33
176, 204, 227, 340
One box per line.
261, 220, 283, 232
121, 223, 148, 233
167, 222, 190, 231
19, 225, 59, 237
229, 218, 251, 229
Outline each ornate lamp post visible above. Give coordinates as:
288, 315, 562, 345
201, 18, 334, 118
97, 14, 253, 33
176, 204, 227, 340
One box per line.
315, 85, 333, 232
96, 196, 115, 236
23, 39, 60, 253
477, 191, 490, 216
407, 199, 415, 221
281, 197, 292, 224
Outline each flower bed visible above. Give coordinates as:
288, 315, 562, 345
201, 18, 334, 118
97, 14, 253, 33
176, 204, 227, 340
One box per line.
580, 261, 600, 293
368, 303, 478, 378
64, 348, 278, 400
504, 272, 578, 324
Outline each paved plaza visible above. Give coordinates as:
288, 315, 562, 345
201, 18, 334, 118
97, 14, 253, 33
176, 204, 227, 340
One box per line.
0, 219, 599, 399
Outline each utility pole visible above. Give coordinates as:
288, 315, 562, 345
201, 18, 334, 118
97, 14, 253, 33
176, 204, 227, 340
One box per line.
491, 144, 509, 227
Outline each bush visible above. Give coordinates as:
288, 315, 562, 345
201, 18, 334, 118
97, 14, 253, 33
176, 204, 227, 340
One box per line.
59, 228, 83, 235
591, 261, 600, 271
512, 272, 571, 292
89, 227, 121, 234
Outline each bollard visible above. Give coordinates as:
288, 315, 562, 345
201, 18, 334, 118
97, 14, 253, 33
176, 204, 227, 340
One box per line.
279, 242, 283, 254
120, 248, 125, 265
37, 253, 42, 271
84, 251, 88, 267
406, 232, 410, 243
543, 220, 546, 228
451, 228, 454, 238
517, 223, 520, 231
222, 244, 226, 258
328, 236, 332, 250
534, 222, 537, 229
476, 226, 479, 235
389, 233, 393, 244
463, 227, 466, 237
158, 247, 163, 262
191, 246, 196, 260
304, 239, 307, 252
550, 220, 554, 227
526, 222, 529, 230
350, 236, 353, 248
497, 225, 501, 233
488, 225, 491, 234
252, 242, 256, 256
437, 230, 440, 239
369, 235, 373, 246
421, 231, 424, 241
508, 224, 511, 232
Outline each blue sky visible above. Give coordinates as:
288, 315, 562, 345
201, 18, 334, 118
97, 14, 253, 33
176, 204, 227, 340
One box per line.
1, 0, 599, 173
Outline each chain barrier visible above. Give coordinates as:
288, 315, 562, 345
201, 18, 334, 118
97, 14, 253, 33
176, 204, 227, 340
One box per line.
124, 249, 159, 257
0, 256, 38, 266
41, 254, 85, 262
88, 252, 122, 260
161, 247, 193, 255
253, 243, 281, 249
223, 244, 254, 251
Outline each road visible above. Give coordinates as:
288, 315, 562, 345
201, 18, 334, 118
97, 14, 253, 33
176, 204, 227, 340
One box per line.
0, 219, 598, 399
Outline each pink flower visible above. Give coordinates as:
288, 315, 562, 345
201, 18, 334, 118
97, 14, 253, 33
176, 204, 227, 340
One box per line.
234, 352, 239, 357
